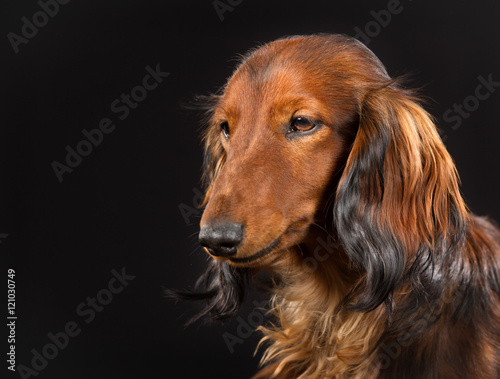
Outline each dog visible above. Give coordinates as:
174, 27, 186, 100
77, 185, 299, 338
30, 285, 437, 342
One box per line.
178, 34, 500, 378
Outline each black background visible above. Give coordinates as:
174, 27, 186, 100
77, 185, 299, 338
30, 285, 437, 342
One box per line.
2, 1, 500, 378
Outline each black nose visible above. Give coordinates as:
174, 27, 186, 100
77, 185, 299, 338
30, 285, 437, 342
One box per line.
199, 223, 244, 257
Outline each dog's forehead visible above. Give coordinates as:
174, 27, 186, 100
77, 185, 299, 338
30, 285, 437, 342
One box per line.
214, 37, 377, 125
232, 58, 302, 93
216, 35, 387, 115
219, 60, 320, 118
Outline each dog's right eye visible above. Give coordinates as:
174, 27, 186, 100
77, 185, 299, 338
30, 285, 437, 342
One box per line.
287, 116, 318, 136
219, 121, 230, 140
291, 117, 316, 132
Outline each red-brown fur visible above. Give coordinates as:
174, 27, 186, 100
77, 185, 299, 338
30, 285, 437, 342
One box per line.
185, 34, 500, 378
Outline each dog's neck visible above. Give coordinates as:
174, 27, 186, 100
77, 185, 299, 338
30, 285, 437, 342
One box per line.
257, 228, 387, 378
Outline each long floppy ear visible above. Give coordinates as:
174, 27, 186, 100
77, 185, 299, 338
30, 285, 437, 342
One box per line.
334, 84, 469, 313
167, 94, 249, 324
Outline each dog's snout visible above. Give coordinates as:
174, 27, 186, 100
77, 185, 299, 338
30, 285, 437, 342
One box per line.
199, 222, 244, 257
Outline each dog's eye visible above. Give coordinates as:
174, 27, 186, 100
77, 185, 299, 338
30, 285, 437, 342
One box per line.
289, 116, 316, 133
219, 121, 230, 140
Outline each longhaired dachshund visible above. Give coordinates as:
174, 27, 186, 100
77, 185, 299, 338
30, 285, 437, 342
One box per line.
177, 34, 500, 378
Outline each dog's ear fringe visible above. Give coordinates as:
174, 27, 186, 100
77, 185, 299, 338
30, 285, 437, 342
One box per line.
165, 260, 249, 325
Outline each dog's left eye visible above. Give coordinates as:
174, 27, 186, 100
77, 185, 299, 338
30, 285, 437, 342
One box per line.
219, 121, 230, 140
289, 116, 317, 133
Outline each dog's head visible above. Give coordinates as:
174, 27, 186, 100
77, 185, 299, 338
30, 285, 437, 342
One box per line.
200, 35, 385, 266
189, 34, 468, 320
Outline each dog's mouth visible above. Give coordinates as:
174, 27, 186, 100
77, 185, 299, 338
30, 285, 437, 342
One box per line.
229, 236, 283, 265
227, 218, 310, 266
